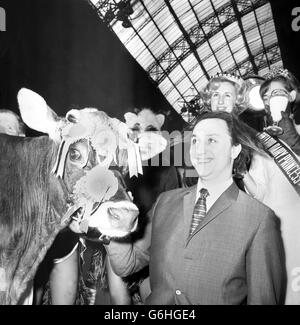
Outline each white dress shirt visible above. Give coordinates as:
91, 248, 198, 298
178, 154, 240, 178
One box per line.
195, 178, 233, 212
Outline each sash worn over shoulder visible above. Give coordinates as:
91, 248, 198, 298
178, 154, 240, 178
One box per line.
257, 131, 300, 196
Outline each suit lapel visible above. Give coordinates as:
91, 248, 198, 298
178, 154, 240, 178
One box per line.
186, 182, 239, 245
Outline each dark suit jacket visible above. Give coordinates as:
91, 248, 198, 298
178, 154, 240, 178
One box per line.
107, 182, 286, 305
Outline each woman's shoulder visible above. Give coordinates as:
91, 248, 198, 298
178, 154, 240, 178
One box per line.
251, 151, 275, 169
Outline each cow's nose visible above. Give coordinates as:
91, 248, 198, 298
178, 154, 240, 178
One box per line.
108, 203, 139, 231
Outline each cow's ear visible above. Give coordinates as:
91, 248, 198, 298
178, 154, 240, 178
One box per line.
156, 114, 165, 129
66, 109, 81, 123
138, 132, 167, 160
17, 88, 61, 140
124, 112, 138, 127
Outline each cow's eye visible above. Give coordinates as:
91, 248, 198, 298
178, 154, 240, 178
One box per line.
69, 149, 82, 161
131, 126, 140, 132
145, 125, 158, 132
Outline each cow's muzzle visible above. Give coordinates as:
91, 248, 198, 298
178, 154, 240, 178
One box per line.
87, 200, 139, 238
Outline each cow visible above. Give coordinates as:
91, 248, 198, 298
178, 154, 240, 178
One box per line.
0, 88, 167, 305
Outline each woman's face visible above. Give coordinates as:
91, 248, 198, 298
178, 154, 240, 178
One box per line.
210, 81, 237, 113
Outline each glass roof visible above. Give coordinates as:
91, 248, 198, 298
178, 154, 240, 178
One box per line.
89, 0, 282, 117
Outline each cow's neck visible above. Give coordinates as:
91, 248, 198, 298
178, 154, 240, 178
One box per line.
4, 137, 74, 304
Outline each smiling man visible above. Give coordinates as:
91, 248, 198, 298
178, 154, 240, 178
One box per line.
106, 111, 286, 305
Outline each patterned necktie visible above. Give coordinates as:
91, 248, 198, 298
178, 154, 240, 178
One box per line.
189, 188, 209, 236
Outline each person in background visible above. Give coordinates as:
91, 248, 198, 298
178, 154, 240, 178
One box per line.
34, 230, 80, 305
123, 108, 180, 304
0, 109, 26, 136
106, 111, 286, 305
244, 67, 300, 304
86, 108, 180, 304
259, 67, 300, 155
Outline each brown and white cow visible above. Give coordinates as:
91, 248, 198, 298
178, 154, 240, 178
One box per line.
0, 88, 167, 305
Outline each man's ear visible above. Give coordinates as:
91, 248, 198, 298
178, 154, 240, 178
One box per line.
289, 90, 297, 102
231, 144, 242, 160
156, 114, 165, 129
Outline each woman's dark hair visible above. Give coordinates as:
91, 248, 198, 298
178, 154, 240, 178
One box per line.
189, 111, 266, 171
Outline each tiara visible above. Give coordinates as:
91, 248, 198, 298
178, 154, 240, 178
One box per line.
210, 72, 244, 88
265, 67, 290, 80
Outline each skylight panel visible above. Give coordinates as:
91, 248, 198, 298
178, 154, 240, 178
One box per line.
229, 36, 245, 54
168, 65, 190, 86
203, 54, 219, 71
213, 0, 229, 11
255, 3, 272, 23
197, 42, 212, 61
147, 34, 169, 58
193, 0, 214, 22
162, 23, 183, 45
126, 36, 148, 59
214, 48, 230, 62
154, 6, 174, 31
181, 54, 198, 72
188, 65, 205, 83
209, 33, 226, 52
138, 20, 160, 45
219, 56, 235, 71
241, 11, 255, 30
233, 48, 248, 62
135, 48, 155, 68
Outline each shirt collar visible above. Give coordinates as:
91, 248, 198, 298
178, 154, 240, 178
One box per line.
196, 177, 233, 209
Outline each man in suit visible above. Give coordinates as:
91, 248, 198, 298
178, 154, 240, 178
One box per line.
106, 111, 286, 305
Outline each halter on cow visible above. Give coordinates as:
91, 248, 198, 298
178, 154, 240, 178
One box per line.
0, 88, 167, 304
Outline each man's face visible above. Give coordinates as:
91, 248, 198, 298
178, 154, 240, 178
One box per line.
262, 80, 289, 108
0, 113, 23, 136
210, 81, 237, 113
190, 118, 240, 182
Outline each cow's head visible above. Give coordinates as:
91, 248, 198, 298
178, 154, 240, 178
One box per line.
17, 89, 167, 240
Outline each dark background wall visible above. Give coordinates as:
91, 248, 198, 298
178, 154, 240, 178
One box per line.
0, 0, 184, 136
